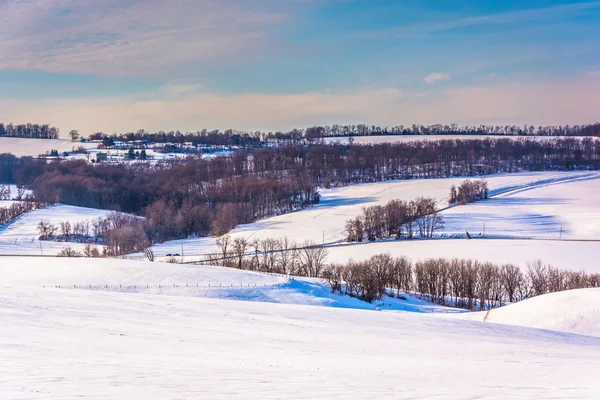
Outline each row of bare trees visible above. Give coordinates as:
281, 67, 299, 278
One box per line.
322, 255, 600, 308
0, 201, 46, 226
204, 236, 329, 278
449, 179, 489, 205
0, 123, 59, 139
87, 123, 600, 148
346, 198, 444, 242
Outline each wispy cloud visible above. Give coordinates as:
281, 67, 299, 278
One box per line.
0, 0, 289, 76
355, 1, 600, 38
424, 73, 451, 84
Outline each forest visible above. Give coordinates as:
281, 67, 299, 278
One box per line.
88, 123, 600, 147
0, 123, 59, 139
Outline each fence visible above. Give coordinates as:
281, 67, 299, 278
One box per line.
42, 282, 290, 291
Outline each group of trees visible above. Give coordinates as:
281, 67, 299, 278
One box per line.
346, 197, 444, 242
38, 212, 149, 256
0, 123, 59, 139
321, 255, 600, 308
449, 179, 489, 205
0, 201, 45, 226
204, 237, 329, 278
86, 124, 600, 147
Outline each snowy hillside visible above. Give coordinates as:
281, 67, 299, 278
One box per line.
458, 288, 600, 337
0, 137, 97, 157
1, 285, 600, 399
0, 256, 456, 312
0, 204, 112, 255
443, 173, 600, 239
148, 171, 591, 258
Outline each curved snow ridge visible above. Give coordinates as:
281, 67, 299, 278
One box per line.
461, 288, 600, 338
0, 257, 288, 287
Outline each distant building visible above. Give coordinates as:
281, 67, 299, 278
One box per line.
96, 152, 108, 162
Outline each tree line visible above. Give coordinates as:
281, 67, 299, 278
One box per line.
321, 256, 600, 307
184, 237, 600, 308
346, 197, 444, 242
0, 200, 46, 226
87, 123, 600, 147
0, 123, 59, 139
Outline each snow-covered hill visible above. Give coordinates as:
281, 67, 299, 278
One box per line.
0, 204, 112, 255
147, 171, 592, 258
0, 256, 456, 312
459, 288, 600, 337
442, 173, 600, 239
0, 137, 97, 157
1, 285, 599, 399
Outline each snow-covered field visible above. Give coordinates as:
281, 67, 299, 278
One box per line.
0, 257, 455, 313
1, 255, 600, 399
324, 135, 599, 145
0, 137, 97, 157
1, 284, 599, 399
146, 171, 599, 259
443, 174, 600, 239
0, 204, 111, 255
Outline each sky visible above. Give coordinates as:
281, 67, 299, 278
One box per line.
0, 0, 599, 136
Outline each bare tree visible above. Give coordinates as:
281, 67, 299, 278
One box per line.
37, 220, 57, 240
527, 260, 548, 296
297, 241, 329, 277
500, 264, 522, 303
143, 246, 155, 262
57, 247, 83, 257
0, 184, 9, 200
232, 238, 249, 269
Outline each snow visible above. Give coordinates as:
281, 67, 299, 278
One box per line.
443, 173, 600, 239
0, 256, 458, 312
2, 254, 599, 398
146, 171, 597, 258
0, 204, 112, 255
0, 200, 23, 208
0, 137, 97, 157
457, 288, 600, 337
2, 285, 600, 399
324, 135, 600, 145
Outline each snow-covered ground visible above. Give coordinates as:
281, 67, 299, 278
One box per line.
443, 173, 600, 239
324, 135, 599, 145
146, 171, 597, 258
0, 257, 456, 313
2, 284, 600, 399
457, 288, 600, 337
0, 137, 98, 157
0, 204, 112, 255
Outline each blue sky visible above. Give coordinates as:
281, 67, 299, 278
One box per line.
0, 0, 599, 135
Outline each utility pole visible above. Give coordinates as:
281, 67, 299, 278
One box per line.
181, 243, 184, 257
483, 223, 486, 238
39, 241, 43, 256
560, 224, 563, 240
322, 230, 325, 245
